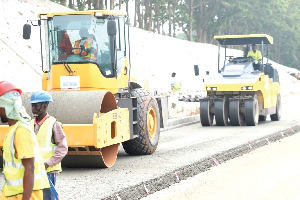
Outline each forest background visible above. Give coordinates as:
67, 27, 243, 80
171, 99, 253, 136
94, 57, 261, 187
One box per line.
51, 0, 300, 71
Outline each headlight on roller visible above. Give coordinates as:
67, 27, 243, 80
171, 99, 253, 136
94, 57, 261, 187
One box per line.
241, 86, 253, 90
207, 87, 217, 91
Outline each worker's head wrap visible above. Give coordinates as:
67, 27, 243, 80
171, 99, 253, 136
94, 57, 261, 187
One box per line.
0, 91, 31, 124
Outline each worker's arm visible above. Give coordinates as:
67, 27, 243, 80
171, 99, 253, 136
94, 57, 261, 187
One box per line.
247, 51, 253, 59
22, 158, 35, 200
45, 121, 68, 168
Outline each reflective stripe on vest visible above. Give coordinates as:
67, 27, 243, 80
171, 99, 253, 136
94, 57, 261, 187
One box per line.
4, 153, 42, 168
6, 170, 47, 187
2, 121, 50, 197
32, 116, 62, 172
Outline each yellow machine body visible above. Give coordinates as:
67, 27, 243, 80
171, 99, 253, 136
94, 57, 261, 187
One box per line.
0, 9, 168, 168
0, 108, 130, 148
199, 34, 281, 126
42, 63, 129, 93
205, 74, 280, 112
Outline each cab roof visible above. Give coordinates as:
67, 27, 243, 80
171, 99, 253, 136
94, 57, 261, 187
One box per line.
214, 34, 273, 45
38, 10, 127, 18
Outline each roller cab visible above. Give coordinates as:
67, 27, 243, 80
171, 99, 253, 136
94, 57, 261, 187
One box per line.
199, 34, 281, 126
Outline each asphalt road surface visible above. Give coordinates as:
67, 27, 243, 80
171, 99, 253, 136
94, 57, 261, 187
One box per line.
0, 93, 299, 200
142, 130, 300, 200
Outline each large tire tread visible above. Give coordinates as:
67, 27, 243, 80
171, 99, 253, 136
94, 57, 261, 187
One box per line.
245, 94, 259, 126
215, 96, 229, 126
200, 100, 214, 126
122, 88, 160, 155
229, 99, 243, 126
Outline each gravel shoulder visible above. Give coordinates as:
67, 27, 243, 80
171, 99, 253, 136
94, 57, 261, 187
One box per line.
142, 130, 300, 200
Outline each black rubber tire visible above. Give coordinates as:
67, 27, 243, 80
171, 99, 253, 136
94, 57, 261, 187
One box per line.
200, 100, 214, 126
271, 94, 281, 121
245, 95, 259, 126
122, 88, 160, 155
215, 96, 229, 126
229, 99, 243, 126
259, 115, 267, 121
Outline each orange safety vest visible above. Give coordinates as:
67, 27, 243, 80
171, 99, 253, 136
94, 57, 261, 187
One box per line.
74, 38, 97, 60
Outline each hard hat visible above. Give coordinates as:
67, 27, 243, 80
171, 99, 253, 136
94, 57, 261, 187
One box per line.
0, 81, 22, 96
29, 90, 53, 103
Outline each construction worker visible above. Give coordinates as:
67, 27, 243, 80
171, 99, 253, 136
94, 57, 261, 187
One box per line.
0, 81, 49, 200
29, 90, 68, 200
73, 27, 97, 60
170, 72, 182, 108
247, 44, 262, 62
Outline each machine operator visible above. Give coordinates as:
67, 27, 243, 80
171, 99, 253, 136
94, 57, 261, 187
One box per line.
247, 44, 262, 63
73, 27, 97, 60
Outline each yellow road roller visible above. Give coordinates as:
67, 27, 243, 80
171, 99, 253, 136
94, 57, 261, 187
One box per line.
0, 10, 168, 168
197, 34, 281, 126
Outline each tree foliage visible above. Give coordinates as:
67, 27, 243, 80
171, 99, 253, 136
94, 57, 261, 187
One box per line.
51, 0, 300, 70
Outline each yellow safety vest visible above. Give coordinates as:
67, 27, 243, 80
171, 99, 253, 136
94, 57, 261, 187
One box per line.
2, 121, 50, 197
31, 116, 62, 173
171, 79, 182, 91
247, 50, 262, 61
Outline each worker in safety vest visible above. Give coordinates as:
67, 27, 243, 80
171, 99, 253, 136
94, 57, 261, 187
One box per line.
247, 44, 262, 62
170, 72, 182, 109
0, 81, 49, 200
29, 90, 68, 200
73, 27, 97, 60
171, 72, 182, 92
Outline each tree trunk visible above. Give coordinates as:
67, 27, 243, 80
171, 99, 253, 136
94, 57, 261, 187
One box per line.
134, 1, 138, 27
77, 0, 81, 9
155, 4, 160, 34
95, 0, 100, 9
110, 0, 114, 9
68, 0, 72, 8
168, 2, 171, 37
196, 0, 203, 42
87, 0, 91, 9
137, 2, 143, 28
147, 0, 153, 31
125, 0, 129, 14
143, 0, 149, 30
98, 0, 103, 9
161, 7, 165, 35
119, 0, 122, 10
172, 3, 176, 37
188, 0, 194, 41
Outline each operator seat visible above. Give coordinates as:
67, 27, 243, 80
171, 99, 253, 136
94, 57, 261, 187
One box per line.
253, 62, 264, 72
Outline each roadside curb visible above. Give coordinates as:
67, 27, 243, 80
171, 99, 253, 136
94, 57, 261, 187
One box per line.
103, 124, 300, 200
161, 114, 200, 132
